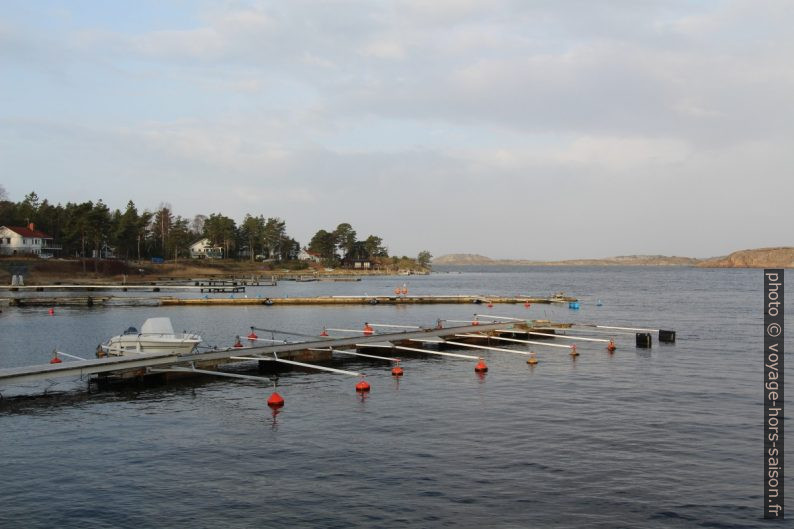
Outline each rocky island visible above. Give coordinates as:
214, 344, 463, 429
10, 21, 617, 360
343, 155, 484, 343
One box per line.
434, 247, 794, 269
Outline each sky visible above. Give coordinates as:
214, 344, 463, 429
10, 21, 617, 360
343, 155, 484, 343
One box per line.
1, 0, 792, 259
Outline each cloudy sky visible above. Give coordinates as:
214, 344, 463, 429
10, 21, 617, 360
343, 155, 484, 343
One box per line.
1, 1, 792, 259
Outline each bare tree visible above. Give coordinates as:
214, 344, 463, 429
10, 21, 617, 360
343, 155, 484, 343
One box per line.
190, 214, 207, 236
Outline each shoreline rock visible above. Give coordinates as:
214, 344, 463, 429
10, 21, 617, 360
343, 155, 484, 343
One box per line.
434, 247, 794, 268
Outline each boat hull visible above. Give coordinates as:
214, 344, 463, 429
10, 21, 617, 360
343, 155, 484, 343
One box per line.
100, 335, 202, 356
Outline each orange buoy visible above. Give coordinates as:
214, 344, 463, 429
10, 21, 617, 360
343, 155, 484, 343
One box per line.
394, 287, 401, 296
320, 327, 329, 337
247, 331, 258, 340
401, 286, 408, 295
607, 339, 616, 353
570, 344, 579, 356
363, 323, 374, 335
391, 365, 404, 377
233, 336, 244, 348
487, 302, 493, 308
527, 354, 538, 365
524, 302, 531, 309
356, 379, 371, 392
48, 308, 55, 316
50, 354, 62, 364
474, 357, 488, 373
472, 318, 479, 326
267, 391, 285, 408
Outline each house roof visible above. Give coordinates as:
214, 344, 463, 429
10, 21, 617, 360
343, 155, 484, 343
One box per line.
2, 226, 52, 238
190, 238, 222, 248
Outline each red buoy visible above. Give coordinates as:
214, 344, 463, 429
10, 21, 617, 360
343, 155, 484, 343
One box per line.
487, 302, 493, 308
394, 287, 401, 296
356, 379, 371, 392
570, 344, 579, 356
247, 331, 258, 340
48, 308, 55, 316
267, 391, 285, 409
363, 323, 374, 335
233, 337, 244, 348
50, 355, 62, 364
391, 361, 404, 377
472, 319, 479, 326
524, 302, 531, 309
320, 328, 329, 337
607, 339, 616, 353
474, 358, 488, 373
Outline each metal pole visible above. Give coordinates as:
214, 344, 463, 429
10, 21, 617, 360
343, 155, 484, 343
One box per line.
459, 333, 573, 349
443, 340, 535, 356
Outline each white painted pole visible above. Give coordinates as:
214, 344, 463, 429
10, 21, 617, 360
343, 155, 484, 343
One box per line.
368, 323, 422, 329
393, 345, 479, 360
579, 324, 660, 333
524, 331, 609, 343
149, 365, 274, 382
249, 337, 291, 343
458, 334, 573, 349
56, 351, 87, 361
534, 327, 635, 336
231, 356, 363, 376
473, 314, 525, 321
325, 328, 371, 334
310, 348, 399, 362
443, 340, 535, 356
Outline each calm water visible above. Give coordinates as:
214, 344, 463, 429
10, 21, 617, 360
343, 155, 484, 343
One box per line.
0, 267, 787, 528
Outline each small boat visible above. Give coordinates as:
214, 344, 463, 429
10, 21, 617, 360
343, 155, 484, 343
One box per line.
98, 317, 202, 357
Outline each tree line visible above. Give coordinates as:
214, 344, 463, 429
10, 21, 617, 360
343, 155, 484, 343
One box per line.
0, 190, 432, 268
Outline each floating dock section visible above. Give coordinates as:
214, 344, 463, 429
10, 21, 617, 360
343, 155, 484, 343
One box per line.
0, 317, 676, 397
161, 295, 576, 306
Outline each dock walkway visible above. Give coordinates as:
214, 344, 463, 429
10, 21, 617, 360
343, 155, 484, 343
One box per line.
0, 322, 510, 386
162, 295, 575, 306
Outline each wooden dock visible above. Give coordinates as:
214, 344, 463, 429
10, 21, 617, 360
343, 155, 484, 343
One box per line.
0, 321, 512, 387
0, 284, 244, 293
161, 295, 576, 306
1, 294, 575, 308
0, 318, 675, 395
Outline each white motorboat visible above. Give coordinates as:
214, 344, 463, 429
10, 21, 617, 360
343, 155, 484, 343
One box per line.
98, 317, 202, 357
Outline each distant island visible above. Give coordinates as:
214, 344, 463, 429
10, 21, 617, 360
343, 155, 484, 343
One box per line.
433, 247, 794, 269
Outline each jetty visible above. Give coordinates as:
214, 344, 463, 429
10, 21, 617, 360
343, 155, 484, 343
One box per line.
0, 284, 247, 293
0, 316, 675, 393
160, 294, 575, 306
0, 294, 575, 308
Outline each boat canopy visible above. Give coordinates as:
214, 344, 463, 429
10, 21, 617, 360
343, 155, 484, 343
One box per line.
140, 317, 175, 335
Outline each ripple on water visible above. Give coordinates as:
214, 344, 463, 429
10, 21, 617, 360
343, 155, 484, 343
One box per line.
0, 268, 784, 528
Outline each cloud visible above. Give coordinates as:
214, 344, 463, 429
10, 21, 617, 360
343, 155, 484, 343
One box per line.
1, 1, 793, 258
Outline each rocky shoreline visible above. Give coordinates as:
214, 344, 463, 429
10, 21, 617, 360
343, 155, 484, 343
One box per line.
434, 247, 794, 269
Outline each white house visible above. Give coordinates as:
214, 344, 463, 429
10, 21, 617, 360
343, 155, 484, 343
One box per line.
0, 224, 61, 257
189, 238, 223, 259
298, 248, 322, 262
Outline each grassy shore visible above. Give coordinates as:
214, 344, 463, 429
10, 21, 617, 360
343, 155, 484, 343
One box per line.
0, 257, 429, 285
